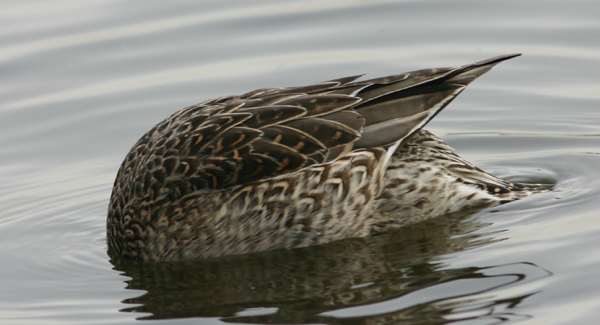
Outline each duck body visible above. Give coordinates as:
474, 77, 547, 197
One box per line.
107, 54, 550, 261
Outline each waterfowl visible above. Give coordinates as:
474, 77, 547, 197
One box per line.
107, 53, 551, 261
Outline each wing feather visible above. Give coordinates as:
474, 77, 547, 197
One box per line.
115, 53, 521, 196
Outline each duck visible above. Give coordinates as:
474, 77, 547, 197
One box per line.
107, 53, 551, 261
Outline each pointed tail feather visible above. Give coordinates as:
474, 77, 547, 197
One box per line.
352, 54, 521, 149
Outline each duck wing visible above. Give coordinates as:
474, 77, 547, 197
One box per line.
113, 54, 520, 203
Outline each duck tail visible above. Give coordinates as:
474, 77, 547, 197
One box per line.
351, 54, 522, 159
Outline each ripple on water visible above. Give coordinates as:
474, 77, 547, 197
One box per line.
2, 0, 600, 324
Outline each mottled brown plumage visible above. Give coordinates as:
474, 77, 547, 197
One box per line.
107, 54, 551, 261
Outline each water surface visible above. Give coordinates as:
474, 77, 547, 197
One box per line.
1, 0, 600, 324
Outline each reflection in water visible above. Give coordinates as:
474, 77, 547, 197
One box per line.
110, 209, 551, 323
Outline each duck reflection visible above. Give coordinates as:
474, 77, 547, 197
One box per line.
109, 209, 550, 323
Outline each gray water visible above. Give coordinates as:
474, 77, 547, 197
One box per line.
2, 0, 600, 324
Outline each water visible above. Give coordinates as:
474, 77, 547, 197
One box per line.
1, 0, 600, 323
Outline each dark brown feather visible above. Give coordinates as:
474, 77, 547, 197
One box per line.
107, 53, 545, 262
